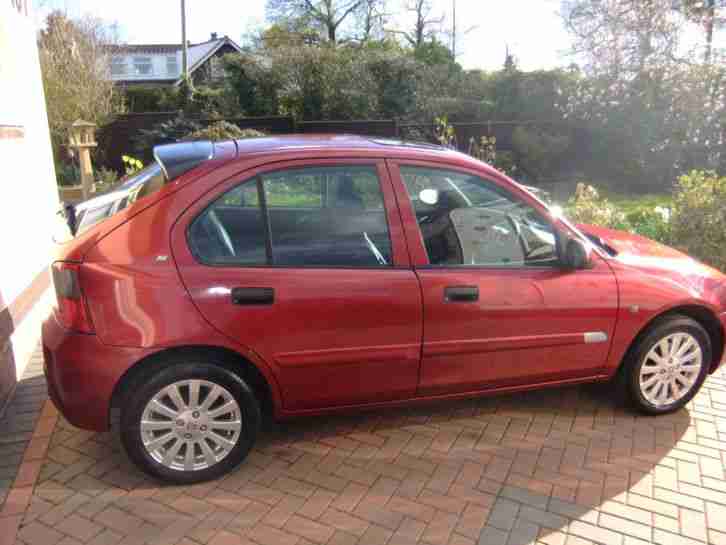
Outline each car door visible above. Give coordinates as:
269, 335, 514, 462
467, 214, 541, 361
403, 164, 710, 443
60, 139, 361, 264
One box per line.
172, 159, 422, 410
388, 160, 618, 396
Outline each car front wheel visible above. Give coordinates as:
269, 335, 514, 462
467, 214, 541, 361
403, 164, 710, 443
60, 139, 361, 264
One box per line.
623, 315, 711, 415
120, 361, 260, 483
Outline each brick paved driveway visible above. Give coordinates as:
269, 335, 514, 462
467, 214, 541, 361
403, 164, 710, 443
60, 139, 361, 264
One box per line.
2, 351, 726, 545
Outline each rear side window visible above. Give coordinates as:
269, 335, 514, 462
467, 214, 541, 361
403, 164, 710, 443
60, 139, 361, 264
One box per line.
188, 182, 267, 265
54, 163, 167, 243
188, 165, 392, 267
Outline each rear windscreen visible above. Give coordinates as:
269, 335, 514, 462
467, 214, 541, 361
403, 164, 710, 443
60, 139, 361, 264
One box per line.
53, 163, 165, 243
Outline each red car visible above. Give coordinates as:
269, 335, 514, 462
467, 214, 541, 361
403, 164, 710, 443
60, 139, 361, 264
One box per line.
43, 135, 726, 483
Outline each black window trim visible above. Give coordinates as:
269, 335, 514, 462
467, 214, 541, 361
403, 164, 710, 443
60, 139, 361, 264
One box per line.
398, 163, 565, 270
187, 165, 398, 270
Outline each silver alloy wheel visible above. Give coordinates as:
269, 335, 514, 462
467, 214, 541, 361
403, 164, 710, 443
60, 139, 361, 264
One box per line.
639, 332, 703, 408
140, 379, 242, 471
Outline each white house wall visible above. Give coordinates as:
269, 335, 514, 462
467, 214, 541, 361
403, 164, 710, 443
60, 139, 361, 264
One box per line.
0, 0, 59, 410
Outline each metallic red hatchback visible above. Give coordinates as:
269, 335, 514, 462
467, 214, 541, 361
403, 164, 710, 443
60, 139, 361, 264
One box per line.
43, 135, 726, 482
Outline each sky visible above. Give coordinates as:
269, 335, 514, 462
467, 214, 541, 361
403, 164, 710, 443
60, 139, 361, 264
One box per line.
35, 0, 571, 72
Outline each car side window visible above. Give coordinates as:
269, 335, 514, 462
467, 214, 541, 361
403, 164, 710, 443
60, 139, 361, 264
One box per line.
188, 182, 267, 265
400, 166, 559, 267
188, 165, 392, 268
261, 165, 391, 267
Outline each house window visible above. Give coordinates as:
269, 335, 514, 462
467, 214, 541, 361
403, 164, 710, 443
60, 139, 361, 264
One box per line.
110, 56, 127, 76
133, 56, 153, 76
166, 55, 178, 76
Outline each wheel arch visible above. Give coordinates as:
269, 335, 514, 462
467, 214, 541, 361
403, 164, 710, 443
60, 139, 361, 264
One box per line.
620, 304, 724, 374
110, 345, 277, 426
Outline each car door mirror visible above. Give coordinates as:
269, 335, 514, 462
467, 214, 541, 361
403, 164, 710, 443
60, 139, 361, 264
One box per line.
561, 237, 592, 270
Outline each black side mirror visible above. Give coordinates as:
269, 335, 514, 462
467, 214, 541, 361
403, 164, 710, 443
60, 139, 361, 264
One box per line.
562, 237, 592, 270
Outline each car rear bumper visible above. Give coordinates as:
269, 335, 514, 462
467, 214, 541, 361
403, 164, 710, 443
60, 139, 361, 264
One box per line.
42, 312, 148, 431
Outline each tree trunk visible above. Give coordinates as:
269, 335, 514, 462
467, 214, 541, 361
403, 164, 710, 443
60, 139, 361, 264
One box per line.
705, 0, 715, 64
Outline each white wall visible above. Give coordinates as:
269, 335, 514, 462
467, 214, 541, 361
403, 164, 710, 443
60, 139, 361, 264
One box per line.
0, 0, 58, 401
0, 0, 58, 307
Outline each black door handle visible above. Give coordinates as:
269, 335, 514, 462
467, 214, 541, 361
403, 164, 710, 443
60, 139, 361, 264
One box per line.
444, 286, 479, 303
231, 287, 274, 305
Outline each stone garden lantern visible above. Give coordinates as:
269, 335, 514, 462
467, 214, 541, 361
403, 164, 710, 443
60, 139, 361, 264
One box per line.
68, 120, 97, 199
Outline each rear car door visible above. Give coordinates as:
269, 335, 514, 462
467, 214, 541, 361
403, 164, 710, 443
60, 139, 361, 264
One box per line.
388, 161, 618, 395
172, 159, 423, 410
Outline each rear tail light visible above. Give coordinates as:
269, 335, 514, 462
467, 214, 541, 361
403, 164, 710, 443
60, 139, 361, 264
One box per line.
51, 261, 94, 333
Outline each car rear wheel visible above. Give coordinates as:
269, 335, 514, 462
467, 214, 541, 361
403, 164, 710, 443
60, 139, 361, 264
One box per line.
622, 315, 710, 415
120, 361, 260, 483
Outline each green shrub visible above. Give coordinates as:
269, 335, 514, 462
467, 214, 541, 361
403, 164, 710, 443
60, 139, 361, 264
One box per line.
467, 135, 518, 177
94, 167, 119, 192
134, 117, 203, 158
671, 170, 726, 271
565, 183, 630, 230
55, 160, 80, 187
511, 125, 570, 181
180, 122, 265, 142
124, 87, 173, 113
624, 206, 671, 244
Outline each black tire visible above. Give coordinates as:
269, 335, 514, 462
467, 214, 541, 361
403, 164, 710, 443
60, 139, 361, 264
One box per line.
120, 360, 260, 484
620, 314, 711, 415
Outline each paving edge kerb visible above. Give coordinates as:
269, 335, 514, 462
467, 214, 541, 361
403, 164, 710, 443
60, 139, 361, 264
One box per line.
0, 399, 58, 545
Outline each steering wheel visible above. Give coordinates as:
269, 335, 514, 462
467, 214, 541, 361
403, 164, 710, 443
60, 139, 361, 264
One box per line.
208, 210, 236, 257
506, 214, 531, 259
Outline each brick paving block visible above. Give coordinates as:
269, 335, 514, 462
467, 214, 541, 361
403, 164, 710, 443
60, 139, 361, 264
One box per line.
0, 514, 22, 545
709, 529, 726, 545
652, 528, 705, 545
17, 521, 65, 545
334, 481, 368, 512
1, 486, 32, 516
500, 486, 549, 510
209, 529, 254, 545
477, 525, 509, 545
706, 501, 726, 533
284, 514, 336, 543
56, 513, 104, 542
392, 516, 426, 543
508, 517, 540, 545
487, 498, 521, 532
537, 528, 567, 545
319, 508, 370, 537
247, 522, 300, 545
598, 513, 651, 542
517, 505, 568, 530
94, 506, 144, 535
418, 488, 467, 516
13, 461, 42, 488
421, 511, 458, 545
387, 495, 436, 523
654, 488, 705, 512
568, 520, 624, 545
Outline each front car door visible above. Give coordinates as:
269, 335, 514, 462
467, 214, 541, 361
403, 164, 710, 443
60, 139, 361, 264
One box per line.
388, 160, 618, 396
172, 159, 422, 411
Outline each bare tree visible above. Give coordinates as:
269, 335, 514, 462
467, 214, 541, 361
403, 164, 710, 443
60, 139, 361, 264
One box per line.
678, 0, 726, 63
38, 11, 122, 148
266, 0, 365, 43
357, 0, 387, 42
561, 0, 684, 78
392, 0, 444, 49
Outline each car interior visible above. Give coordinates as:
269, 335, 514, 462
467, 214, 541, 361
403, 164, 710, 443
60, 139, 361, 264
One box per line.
189, 168, 393, 267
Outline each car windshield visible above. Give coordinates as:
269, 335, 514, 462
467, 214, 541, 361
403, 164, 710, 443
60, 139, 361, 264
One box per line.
54, 163, 165, 243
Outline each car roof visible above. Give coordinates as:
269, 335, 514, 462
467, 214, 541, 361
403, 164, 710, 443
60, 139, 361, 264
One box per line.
227, 134, 502, 176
